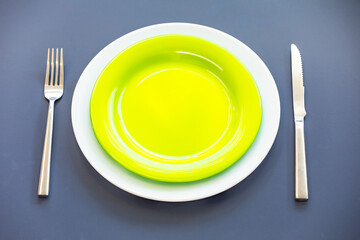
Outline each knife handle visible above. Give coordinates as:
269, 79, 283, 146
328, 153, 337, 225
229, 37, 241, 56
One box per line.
295, 118, 308, 201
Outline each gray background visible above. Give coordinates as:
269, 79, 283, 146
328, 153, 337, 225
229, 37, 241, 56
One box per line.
1, 0, 359, 239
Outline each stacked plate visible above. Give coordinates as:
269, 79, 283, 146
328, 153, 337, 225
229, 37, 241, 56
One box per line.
71, 23, 280, 202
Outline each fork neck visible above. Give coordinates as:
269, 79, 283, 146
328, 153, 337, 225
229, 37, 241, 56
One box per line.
48, 99, 55, 109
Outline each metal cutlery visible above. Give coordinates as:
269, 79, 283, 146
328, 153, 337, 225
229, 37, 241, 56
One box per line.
291, 44, 308, 201
38, 48, 64, 197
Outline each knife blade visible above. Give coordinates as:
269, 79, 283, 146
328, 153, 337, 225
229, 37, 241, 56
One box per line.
291, 44, 306, 118
291, 44, 308, 201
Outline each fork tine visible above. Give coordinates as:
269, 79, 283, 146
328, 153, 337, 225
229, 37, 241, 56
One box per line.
59, 48, 64, 87
45, 48, 50, 85
50, 48, 54, 85
54, 48, 59, 85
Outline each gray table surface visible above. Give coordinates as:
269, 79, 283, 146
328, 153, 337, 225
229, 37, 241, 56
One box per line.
1, 0, 360, 239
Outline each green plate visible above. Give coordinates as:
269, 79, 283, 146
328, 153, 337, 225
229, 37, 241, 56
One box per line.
90, 34, 262, 182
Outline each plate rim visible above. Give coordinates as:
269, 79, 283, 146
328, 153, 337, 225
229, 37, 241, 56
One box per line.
71, 22, 280, 202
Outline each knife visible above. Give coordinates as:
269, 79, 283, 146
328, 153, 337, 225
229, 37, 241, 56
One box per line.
291, 44, 308, 201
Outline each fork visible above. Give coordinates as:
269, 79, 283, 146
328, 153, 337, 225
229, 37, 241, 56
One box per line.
38, 48, 64, 197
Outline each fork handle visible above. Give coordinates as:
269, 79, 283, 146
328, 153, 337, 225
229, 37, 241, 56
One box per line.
295, 118, 308, 201
38, 100, 55, 197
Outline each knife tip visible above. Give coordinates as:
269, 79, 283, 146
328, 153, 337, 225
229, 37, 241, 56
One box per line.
291, 44, 298, 51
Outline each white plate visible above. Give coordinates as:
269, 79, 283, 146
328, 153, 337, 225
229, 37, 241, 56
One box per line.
71, 23, 280, 202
